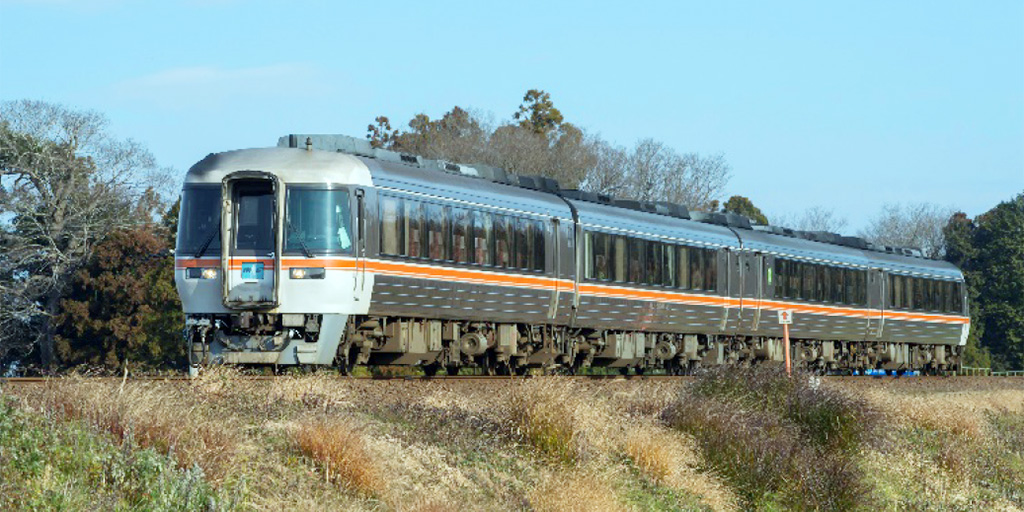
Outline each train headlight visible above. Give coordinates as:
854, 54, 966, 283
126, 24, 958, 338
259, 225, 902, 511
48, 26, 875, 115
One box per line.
290, 267, 326, 280
186, 267, 219, 280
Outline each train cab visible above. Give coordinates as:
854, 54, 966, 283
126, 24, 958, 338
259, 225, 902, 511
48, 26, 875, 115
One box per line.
175, 147, 373, 367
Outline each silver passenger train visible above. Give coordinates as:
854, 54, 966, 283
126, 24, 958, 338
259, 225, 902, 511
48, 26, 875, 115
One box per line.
175, 135, 969, 374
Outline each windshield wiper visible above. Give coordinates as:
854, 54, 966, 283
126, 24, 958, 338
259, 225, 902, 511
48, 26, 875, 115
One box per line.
287, 220, 314, 258
193, 220, 221, 259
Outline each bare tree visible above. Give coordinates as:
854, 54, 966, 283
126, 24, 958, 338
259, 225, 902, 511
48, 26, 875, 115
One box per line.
579, 141, 629, 197
773, 206, 850, 233
662, 151, 730, 211
368, 91, 730, 207
859, 202, 957, 258
583, 138, 730, 211
0, 100, 166, 367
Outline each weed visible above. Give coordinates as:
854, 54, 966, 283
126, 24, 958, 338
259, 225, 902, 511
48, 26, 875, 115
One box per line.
668, 365, 876, 511
291, 418, 384, 497
0, 397, 241, 510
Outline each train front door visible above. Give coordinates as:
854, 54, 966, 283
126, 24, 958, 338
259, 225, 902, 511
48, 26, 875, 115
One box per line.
222, 173, 279, 308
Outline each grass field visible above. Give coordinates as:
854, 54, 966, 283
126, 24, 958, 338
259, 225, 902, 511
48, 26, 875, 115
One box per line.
2, 371, 1022, 511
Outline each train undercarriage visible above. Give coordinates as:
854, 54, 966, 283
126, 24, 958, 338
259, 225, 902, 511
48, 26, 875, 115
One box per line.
187, 313, 962, 376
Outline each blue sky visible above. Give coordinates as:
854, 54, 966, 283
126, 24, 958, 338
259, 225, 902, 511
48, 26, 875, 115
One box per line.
1, 0, 1021, 231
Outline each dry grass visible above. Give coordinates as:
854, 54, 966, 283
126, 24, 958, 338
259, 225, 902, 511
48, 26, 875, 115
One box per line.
10, 371, 1019, 511
624, 422, 737, 511
291, 418, 384, 498
527, 469, 621, 512
857, 385, 1024, 438
504, 378, 617, 464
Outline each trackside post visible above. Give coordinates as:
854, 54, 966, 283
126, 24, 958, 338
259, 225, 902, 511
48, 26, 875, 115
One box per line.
779, 310, 793, 376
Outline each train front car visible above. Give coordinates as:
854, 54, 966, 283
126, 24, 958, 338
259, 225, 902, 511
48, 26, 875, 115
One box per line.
175, 147, 372, 368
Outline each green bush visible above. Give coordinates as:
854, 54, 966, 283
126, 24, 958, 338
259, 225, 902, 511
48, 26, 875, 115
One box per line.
0, 396, 241, 511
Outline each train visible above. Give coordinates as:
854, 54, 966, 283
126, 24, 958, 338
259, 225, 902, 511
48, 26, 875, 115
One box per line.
174, 134, 969, 375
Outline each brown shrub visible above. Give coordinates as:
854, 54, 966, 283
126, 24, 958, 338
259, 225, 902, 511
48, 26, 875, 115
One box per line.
504, 378, 614, 464
528, 470, 620, 512
292, 418, 384, 497
625, 428, 674, 484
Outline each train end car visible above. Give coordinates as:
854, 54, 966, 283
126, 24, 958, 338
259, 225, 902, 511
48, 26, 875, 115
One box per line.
176, 146, 373, 367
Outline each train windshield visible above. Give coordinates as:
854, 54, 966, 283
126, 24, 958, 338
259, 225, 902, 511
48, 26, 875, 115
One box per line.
177, 186, 221, 257
285, 188, 353, 255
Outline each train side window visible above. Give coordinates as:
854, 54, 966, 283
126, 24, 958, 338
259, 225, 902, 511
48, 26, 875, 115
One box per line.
473, 210, 493, 266
953, 282, 963, 313
914, 277, 925, 311
404, 200, 424, 258
948, 281, 958, 313
832, 267, 844, 303
452, 207, 471, 263
689, 247, 704, 290
784, 260, 795, 299
515, 217, 532, 270
705, 249, 717, 292
790, 261, 801, 300
662, 243, 676, 287
380, 196, 404, 256
770, 262, 778, 299
784, 260, 794, 299
584, 232, 594, 279
586, 232, 603, 280
645, 241, 661, 285
891, 275, 902, 309
533, 220, 545, 272
677, 245, 691, 289
494, 215, 513, 268
857, 271, 868, 306
819, 266, 830, 303
628, 238, 646, 283
799, 263, 812, 301
613, 235, 627, 282
425, 203, 450, 261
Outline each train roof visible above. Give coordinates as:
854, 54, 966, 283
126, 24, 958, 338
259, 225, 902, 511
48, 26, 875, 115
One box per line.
360, 157, 574, 221
274, 134, 962, 280
184, 146, 372, 186
569, 198, 741, 249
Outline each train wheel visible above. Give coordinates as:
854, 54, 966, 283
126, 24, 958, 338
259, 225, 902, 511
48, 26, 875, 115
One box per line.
422, 363, 439, 377
335, 345, 356, 376
445, 365, 460, 376
619, 367, 630, 376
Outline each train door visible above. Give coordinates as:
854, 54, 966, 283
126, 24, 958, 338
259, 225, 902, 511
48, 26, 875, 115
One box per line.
864, 269, 885, 341
721, 249, 738, 332
743, 252, 765, 331
353, 188, 367, 300
734, 251, 764, 333
547, 218, 561, 321
222, 173, 279, 308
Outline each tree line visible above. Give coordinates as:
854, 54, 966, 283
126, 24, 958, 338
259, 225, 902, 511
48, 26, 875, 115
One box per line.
1, 93, 1021, 372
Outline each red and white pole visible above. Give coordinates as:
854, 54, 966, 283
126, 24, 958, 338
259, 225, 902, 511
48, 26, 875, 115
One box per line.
783, 322, 791, 377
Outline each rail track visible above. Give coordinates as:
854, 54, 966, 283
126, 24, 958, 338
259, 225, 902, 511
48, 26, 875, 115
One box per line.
0, 374, 695, 385
3, 374, 1021, 386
